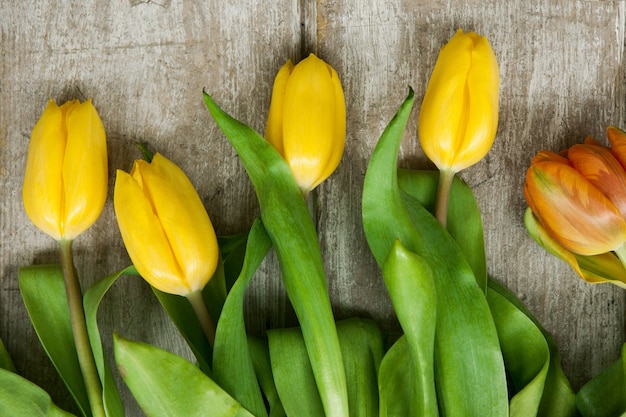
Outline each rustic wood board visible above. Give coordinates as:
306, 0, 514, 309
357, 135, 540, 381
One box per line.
1, 0, 625, 414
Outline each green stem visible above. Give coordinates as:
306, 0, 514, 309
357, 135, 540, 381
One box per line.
614, 243, 626, 270
186, 290, 216, 348
58, 239, 105, 417
435, 169, 455, 228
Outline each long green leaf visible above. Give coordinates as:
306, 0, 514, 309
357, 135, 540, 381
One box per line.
247, 336, 286, 417
0, 369, 76, 417
488, 279, 576, 417
397, 169, 487, 291
19, 264, 91, 417
114, 333, 255, 417
336, 318, 384, 417
378, 336, 414, 417
268, 327, 325, 416
576, 343, 626, 417
204, 90, 349, 417
362, 89, 507, 416
213, 219, 272, 417
381, 240, 437, 416
83, 266, 138, 417
486, 287, 549, 417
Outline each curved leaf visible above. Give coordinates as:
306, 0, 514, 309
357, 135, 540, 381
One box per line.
114, 334, 254, 417
213, 219, 272, 417
247, 336, 286, 417
19, 264, 91, 417
0, 336, 15, 372
204, 90, 349, 417
83, 266, 138, 417
0, 369, 76, 417
378, 336, 414, 417
381, 240, 437, 416
362, 89, 507, 416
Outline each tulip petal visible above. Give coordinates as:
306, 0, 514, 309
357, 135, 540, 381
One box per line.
282, 54, 345, 191
137, 154, 219, 293
568, 143, 626, 218
114, 169, 189, 295
455, 33, 499, 170
265, 60, 294, 156
608, 126, 626, 170
62, 99, 108, 239
524, 161, 626, 255
23, 100, 67, 240
524, 208, 626, 289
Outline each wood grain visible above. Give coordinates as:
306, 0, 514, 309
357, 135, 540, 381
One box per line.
1, 0, 625, 415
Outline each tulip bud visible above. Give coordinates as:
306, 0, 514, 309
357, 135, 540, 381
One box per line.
114, 153, 219, 296
23, 99, 108, 241
418, 29, 499, 173
265, 53, 346, 194
524, 154, 626, 256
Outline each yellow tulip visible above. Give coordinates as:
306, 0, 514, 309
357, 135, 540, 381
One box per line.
23, 99, 107, 241
265, 53, 346, 194
114, 153, 219, 296
418, 29, 499, 173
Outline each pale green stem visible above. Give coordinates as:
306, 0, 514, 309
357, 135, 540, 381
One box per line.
186, 290, 216, 348
58, 239, 105, 417
614, 243, 626, 271
435, 169, 455, 228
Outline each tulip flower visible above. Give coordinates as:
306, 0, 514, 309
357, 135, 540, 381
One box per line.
22, 98, 108, 417
265, 53, 346, 195
23, 99, 107, 241
418, 29, 499, 226
114, 153, 219, 297
524, 130, 626, 288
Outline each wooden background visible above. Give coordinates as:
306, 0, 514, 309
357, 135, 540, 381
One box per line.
1, 0, 625, 415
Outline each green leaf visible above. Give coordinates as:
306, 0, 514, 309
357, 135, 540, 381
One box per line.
576, 343, 626, 417
218, 232, 249, 291
247, 336, 286, 417
83, 266, 138, 417
268, 318, 382, 417
0, 368, 76, 417
113, 333, 255, 417
397, 169, 487, 291
362, 88, 508, 416
381, 240, 437, 417
213, 220, 272, 417
19, 264, 91, 417
268, 327, 325, 417
486, 286, 549, 417
336, 318, 384, 417
0, 336, 15, 372
488, 279, 576, 417
378, 336, 415, 417
151, 260, 228, 374
204, 90, 349, 417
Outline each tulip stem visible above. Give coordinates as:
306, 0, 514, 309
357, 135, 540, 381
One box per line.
615, 243, 626, 271
187, 290, 216, 348
58, 239, 105, 417
435, 169, 455, 228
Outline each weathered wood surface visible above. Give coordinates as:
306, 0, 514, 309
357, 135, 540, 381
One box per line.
1, 0, 625, 415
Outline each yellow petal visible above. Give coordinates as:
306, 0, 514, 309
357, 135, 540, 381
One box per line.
265, 60, 294, 156
419, 29, 499, 172
114, 167, 190, 295
23, 99, 67, 240
137, 154, 219, 293
282, 54, 346, 192
62, 99, 108, 239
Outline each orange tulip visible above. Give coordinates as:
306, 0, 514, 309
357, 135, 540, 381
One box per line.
524, 157, 626, 256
